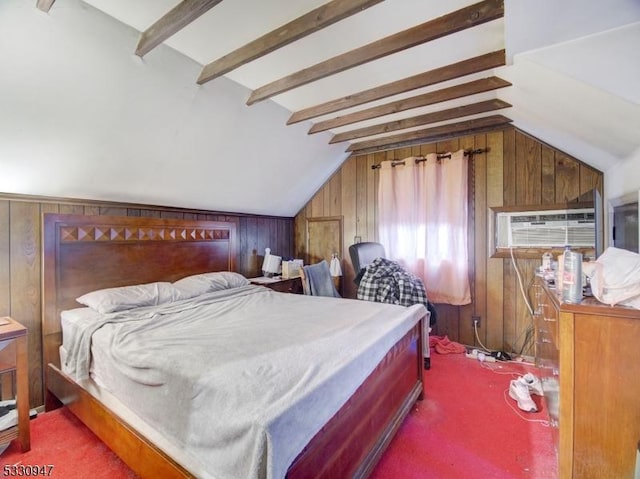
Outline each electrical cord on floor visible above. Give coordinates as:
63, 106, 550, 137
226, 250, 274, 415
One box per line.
469, 331, 549, 425
467, 335, 548, 424
473, 320, 493, 353
474, 247, 539, 358
474, 315, 535, 358
502, 388, 550, 426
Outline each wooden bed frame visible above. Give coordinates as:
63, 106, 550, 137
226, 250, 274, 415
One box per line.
42, 213, 424, 479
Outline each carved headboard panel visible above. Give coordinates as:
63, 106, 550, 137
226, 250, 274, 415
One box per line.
42, 214, 237, 369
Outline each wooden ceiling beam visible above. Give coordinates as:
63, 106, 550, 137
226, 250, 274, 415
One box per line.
288, 49, 506, 125
135, 0, 224, 57
36, 0, 55, 12
330, 99, 511, 144
346, 115, 513, 154
197, 0, 384, 84
310, 76, 511, 134
247, 0, 503, 105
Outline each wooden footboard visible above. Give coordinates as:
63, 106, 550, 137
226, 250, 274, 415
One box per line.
287, 320, 424, 479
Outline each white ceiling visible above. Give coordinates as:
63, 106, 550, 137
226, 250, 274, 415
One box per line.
82, 0, 640, 133
502, 0, 640, 173
2, 0, 640, 215
84, 0, 506, 116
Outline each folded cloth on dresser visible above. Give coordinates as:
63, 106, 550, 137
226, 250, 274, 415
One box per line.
62, 284, 425, 479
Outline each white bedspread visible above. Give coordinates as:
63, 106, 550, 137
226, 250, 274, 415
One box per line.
62, 285, 425, 479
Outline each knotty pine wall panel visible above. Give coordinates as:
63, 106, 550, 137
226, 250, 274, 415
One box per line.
340, 157, 359, 299
0, 201, 9, 319
8, 202, 42, 410
470, 133, 489, 349
500, 130, 603, 354
541, 145, 556, 204
294, 126, 603, 354
0, 194, 294, 408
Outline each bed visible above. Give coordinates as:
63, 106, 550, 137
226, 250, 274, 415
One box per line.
42, 214, 426, 479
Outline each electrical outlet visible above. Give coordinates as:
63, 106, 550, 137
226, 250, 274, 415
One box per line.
472, 315, 481, 328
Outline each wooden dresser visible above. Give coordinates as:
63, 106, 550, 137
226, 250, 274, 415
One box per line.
533, 277, 640, 479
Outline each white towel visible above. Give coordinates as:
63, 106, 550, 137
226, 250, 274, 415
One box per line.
330, 256, 342, 277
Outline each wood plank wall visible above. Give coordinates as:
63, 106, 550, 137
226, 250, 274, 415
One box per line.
294, 126, 603, 355
0, 195, 294, 408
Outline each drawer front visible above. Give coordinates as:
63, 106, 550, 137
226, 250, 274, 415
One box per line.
533, 282, 559, 372
534, 304, 558, 349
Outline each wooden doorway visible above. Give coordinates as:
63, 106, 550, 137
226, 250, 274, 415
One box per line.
306, 216, 343, 294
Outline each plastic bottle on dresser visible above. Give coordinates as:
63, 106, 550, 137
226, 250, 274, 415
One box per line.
562, 245, 583, 303
556, 251, 564, 292
541, 251, 554, 281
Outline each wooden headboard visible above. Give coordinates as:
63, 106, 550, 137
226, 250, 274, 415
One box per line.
42, 214, 237, 370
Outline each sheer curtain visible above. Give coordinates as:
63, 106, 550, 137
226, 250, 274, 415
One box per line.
378, 149, 471, 305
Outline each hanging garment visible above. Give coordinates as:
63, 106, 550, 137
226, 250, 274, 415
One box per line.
357, 257, 429, 309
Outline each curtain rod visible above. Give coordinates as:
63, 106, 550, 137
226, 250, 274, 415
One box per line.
370, 148, 487, 170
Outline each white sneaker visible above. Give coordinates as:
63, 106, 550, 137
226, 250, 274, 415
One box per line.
519, 373, 544, 396
509, 379, 538, 412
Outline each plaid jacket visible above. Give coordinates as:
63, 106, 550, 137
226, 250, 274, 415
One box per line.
357, 257, 428, 308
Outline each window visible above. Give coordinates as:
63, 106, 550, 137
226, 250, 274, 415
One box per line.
377, 150, 470, 305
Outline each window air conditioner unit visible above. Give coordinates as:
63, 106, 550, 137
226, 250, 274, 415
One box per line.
495, 208, 596, 248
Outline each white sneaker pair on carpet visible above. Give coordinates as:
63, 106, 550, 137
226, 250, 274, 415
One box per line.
509, 373, 543, 412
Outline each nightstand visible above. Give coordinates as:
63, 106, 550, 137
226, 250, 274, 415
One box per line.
0, 317, 30, 452
250, 277, 304, 294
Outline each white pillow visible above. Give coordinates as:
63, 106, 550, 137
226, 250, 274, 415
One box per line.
172, 271, 249, 300
76, 281, 177, 314
206, 271, 250, 290
171, 275, 212, 299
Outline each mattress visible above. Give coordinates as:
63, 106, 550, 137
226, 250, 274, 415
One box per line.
61, 285, 426, 479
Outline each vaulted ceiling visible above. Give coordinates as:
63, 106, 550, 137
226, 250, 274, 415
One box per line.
77, 0, 513, 154
5, 0, 639, 215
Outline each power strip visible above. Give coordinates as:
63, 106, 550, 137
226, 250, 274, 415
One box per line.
465, 349, 496, 362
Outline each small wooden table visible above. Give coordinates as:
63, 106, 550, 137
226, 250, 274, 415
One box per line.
0, 317, 30, 451
250, 276, 304, 294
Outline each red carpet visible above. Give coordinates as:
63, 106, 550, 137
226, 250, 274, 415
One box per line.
371, 353, 557, 478
1, 353, 557, 478
0, 407, 137, 479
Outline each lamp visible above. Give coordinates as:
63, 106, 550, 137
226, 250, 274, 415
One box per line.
261, 248, 282, 278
